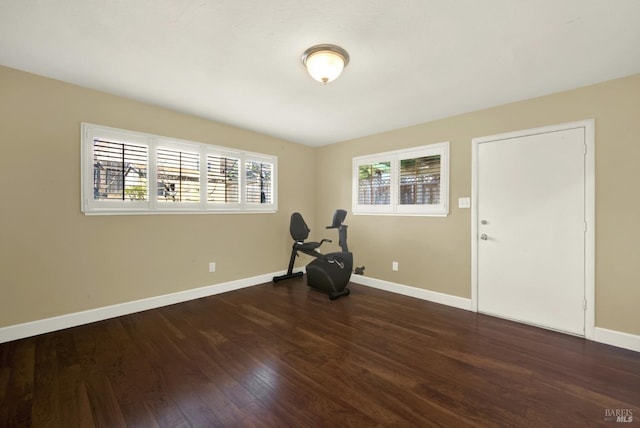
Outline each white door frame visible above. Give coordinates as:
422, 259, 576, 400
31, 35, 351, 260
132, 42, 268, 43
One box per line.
471, 119, 595, 339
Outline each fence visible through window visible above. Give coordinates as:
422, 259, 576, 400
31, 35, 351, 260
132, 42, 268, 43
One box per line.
352, 141, 449, 216
399, 155, 441, 205
358, 161, 391, 205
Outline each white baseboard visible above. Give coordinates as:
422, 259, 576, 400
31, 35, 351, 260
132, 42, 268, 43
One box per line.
4, 271, 639, 355
0, 268, 301, 344
351, 275, 640, 354
594, 327, 640, 353
350, 275, 473, 311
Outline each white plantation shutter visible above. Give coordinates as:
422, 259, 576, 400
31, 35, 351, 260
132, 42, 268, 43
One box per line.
245, 160, 273, 204
157, 148, 200, 203
93, 139, 148, 201
207, 155, 239, 203
399, 155, 441, 205
357, 161, 391, 205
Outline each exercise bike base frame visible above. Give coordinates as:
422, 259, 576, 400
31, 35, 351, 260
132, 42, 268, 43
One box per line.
272, 271, 304, 282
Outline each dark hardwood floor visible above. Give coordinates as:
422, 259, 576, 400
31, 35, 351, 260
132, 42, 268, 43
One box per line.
1, 279, 639, 427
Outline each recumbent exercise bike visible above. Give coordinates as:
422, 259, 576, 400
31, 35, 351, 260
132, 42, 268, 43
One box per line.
273, 209, 352, 300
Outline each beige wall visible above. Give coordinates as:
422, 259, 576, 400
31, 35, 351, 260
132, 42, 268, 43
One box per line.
0, 65, 316, 327
316, 73, 640, 336
2, 64, 639, 338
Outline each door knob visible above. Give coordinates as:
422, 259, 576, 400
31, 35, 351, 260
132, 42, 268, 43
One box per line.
480, 233, 488, 240
481, 220, 488, 225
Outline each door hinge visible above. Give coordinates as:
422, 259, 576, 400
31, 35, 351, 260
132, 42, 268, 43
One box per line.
584, 221, 588, 232
583, 299, 587, 310
584, 143, 587, 155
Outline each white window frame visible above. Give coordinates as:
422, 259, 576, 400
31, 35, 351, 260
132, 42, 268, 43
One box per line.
352, 142, 449, 216
81, 123, 278, 215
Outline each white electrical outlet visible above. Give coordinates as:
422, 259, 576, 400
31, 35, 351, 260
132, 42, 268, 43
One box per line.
392, 261, 399, 271
209, 262, 216, 272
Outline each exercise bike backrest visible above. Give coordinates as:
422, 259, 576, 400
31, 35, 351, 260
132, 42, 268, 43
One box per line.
289, 212, 311, 242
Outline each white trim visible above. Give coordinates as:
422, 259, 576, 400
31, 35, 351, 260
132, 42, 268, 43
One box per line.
471, 139, 479, 312
471, 119, 595, 339
594, 327, 640, 353
583, 119, 596, 340
0, 268, 302, 344
350, 275, 472, 311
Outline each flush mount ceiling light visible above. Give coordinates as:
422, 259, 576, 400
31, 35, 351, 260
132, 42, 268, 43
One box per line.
301, 44, 350, 84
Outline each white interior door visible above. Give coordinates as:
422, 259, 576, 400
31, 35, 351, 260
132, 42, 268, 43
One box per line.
475, 126, 587, 336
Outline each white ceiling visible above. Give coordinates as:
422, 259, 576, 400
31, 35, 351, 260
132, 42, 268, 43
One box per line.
1, 1, 639, 147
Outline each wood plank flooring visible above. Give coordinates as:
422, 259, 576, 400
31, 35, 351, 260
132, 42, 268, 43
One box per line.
1, 279, 639, 427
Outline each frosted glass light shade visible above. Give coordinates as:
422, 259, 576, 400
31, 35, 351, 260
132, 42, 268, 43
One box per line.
302, 44, 349, 84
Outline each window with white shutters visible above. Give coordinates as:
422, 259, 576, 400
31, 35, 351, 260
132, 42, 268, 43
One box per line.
352, 142, 449, 216
81, 123, 277, 214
